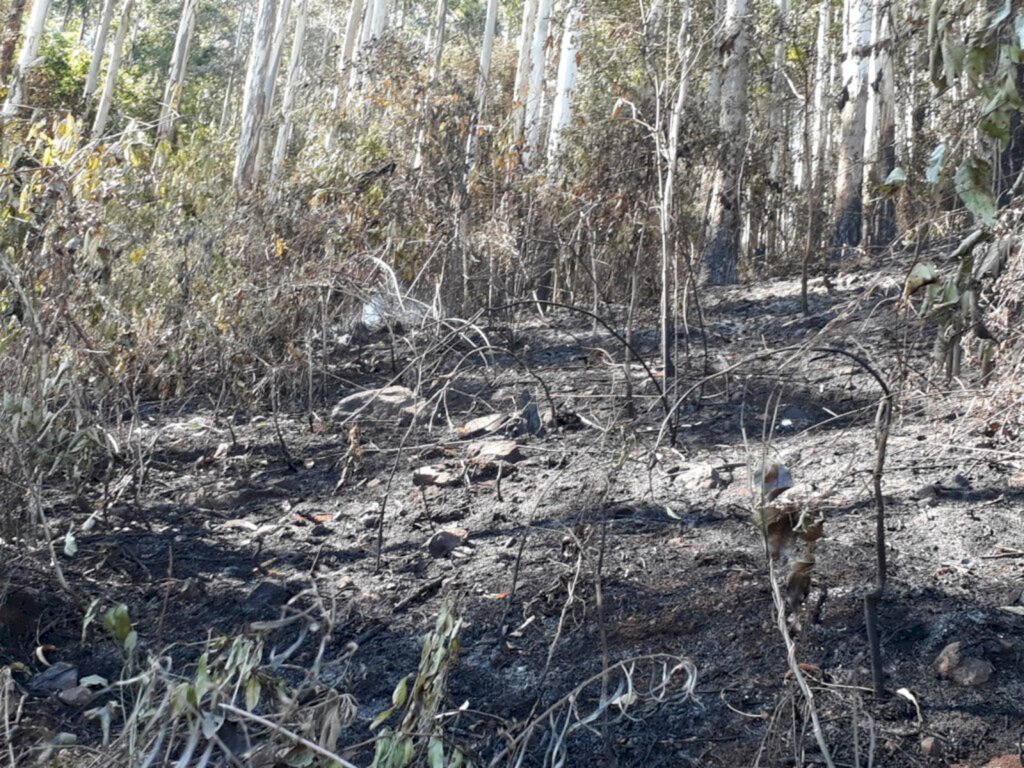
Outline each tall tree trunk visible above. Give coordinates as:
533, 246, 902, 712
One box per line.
546, 1, 582, 171
234, 0, 278, 193
463, 0, 499, 174
511, 0, 537, 143
411, 0, 447, 171
218, 0, 251, 138
83, 0, 117, 108
334, 0, 364, 107
262, 0, 292, 111
270, 0, 308, 189
0, 0, 29, 86
92, 0, 133, 136
704, 0, 749, 285
156, 0, 199, 144
2, 0, 52, 119
806, 0, 830, 251
865, 0, 895, 247
832, 0, 872, 253
523, 0, 554, 167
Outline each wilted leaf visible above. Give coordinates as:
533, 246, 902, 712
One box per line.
64, 531, 78, 557
905, 263, 939, 295
926, 144, 947, 184
392, 674, 409, 708
954, 158, 997, 225
102, 604, 133, 647
427, 737, 445, 768
878, 166, 907, 195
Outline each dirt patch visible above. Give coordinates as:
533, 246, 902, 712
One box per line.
3, 267, 1024, 767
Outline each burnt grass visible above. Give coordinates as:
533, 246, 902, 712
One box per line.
4, 266, 1024, 767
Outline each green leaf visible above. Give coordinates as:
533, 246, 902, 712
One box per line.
427, 737, 445, 768
245, 677, 261, 711
63, 530, 78, 557
905, 263, 939, 295
392, 675, 409, 708
954, 158, 997, 225
926, 144, 947, 184
102, 604, 133, 646
878, 167, 907, 195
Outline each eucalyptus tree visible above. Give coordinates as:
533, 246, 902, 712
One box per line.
92, 0, 133, 135
864, 0, 895, 247
546, 0, 582, 171
704, 0, 749, 284
270, 0, 308, 189
83, 0, 118, 108
235, 0, 278, 191
155, 0, 199, 143
832, 0, 872, 252
2, 0, 52, 118
523, 0, 553, 166
0, 0, 28, 86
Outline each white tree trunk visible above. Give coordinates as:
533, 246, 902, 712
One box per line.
91, 0, 133, 135
234, 0, 278, 192
412, 0, 447, 170
156, 0, 198, 143
218, 0, 251, 138
809, 0, 830, 189
270, 0, 308, 188
523, 0, 554, 167
704, 0, 749, 285
463, 0, 499, 174
768, 0, 788, 184
83, 0, 116, 106
511, 0, 537, 142
546, 2, 582, 170
369, 0, 388, 39
262, 0, 292, 111
832, 0, 872, 250
2, 0, 52, 118
335, 0, 364, 105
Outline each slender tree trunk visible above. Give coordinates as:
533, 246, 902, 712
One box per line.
806, 0, 830, 252
83, 0, 117, 108
523, 0, 554, 167
832, 0, 872, 253
218, 0, 251, 138
234, 0, 278, 192
704, 0, 749, 285
0, 0, 29, 86
2, 0, 52, 119
463, 0, 499, 174
334, 0, 364, 107
546, 1, 582, 170
865, 0, 895, 247
511, 0, 537, 143
156, 0, 199, 144
262, 0, 292, 111
411, 0, 447, 171
92, 0, 133, 136
270, 0, 308, 189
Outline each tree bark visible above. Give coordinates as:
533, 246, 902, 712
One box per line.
0, 0, 29, 86
270, 0, 308, 189
91, 0, 133, 136
83, 0, 117, 108
832, 0, 872, 253
865, 0, 895, 247
2, 0, 52, 119
218, 0, 252, 138
234, 0, 278, 192
546, 1, 582, 170
156, 0, 199, 144
523, 0, 554, 167
704, 0, 749, 285
511, 0, 537, 143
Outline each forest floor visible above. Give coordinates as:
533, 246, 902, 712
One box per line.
3, 262, 1024, 768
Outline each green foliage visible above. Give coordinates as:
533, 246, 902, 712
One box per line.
31, 31, 90, 111
371, 601, 473, 768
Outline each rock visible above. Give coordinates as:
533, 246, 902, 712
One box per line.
934, 641, 993, 686
428, 528, 468, 558
920, 736, 942, 758
950, 657, 993, 686
57, 685, 94, 708
466, 440, 523, 463
331, 386, 425, 424
934, 641, 963, 677
458, 414, 509, 439
28, 662, 78, 694
413, 465, 461, 487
